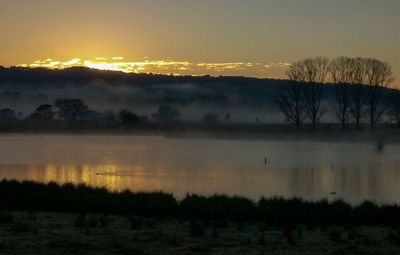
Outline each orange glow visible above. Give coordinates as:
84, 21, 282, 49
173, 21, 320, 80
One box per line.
16, 57, 292, 78
19, 57, 193, 74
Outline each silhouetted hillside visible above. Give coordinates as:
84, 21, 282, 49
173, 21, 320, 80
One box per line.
0, 66, 396, 124
0, 66, 284, 122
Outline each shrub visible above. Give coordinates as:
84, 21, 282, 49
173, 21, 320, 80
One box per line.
237, 221, 245, 231
88, 217, 98, 228
386, 230, 400, 246
152, 105, 180, 123
297, 226, 304, 239
169, 233, 179, 246
287, 233, 296, 245
0, 211, 13, 224
257, 233, 265, 245
202, 112, 220, 124
144, 219, 156, 228
190, 220, 205, 237
283, 228, 296, 245
128, 216, 143, 230
11, 221, 31, 233
329, 229, 342, 242
2, 179, 400, 229
100, 216, 108, 228
75, 214, 86, 228
119, 110, 140, 126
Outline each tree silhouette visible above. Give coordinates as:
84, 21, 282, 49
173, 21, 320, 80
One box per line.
329, 57, 353, 128
104, 111, 117, 123
0, 108, 16, 120
276, 81, 307, 128
54, 99, 88, 121
202, 112, 220, 124
363, 58, 394, 126
152, 105, 180, 123
388, 89, 400, 125
119, 109, 139, 126
30, 104, 54, 121
282, 57, 329, 128
348, 57, 367, 127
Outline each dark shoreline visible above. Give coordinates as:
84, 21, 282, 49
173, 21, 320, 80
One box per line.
1, 179, 400, 228
1, 121, 400, 143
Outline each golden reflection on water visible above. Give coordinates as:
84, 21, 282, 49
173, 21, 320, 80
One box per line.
20, 164, 170, 194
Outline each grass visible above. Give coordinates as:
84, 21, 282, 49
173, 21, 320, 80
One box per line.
1, 209, 400, 253
189, 220, 205, 237
8, 179, 400, 253
2, 179, 400, 228
128, 216, 143, 230
328, 228, 343, 242
0, 211, 13, 224
1, 180, 400, 253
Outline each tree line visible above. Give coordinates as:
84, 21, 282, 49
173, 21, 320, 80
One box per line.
0, 99, 183, 126
0, 57, 398, 128
0, 99, 232, 126
277, 56, 397, 128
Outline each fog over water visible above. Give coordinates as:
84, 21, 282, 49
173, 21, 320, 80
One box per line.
0, 134, 399, 205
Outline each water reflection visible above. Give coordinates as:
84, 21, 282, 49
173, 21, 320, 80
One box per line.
0, 135, 400, 205
1, 163, 400, 204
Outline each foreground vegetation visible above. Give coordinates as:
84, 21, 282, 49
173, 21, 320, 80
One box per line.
2, 211, 400, 254
2, 180, 400, 254
2, 179, 400, 228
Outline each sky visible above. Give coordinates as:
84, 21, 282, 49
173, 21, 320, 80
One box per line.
0, 0, 399, 86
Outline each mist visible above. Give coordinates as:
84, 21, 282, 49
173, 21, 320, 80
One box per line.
1, 66, 384, 124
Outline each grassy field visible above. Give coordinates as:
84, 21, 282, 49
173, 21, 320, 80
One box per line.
1, 180, 400, 254
2, 210, 400, 255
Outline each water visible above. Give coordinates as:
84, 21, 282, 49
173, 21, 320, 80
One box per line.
0, 134, 399, 205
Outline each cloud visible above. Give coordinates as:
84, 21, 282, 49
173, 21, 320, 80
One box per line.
17, 57, 293, 78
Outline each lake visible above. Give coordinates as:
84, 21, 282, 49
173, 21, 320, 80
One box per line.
0, 134, 399, 205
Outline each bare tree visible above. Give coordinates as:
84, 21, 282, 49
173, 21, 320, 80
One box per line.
349, 57, 366, 127
329, 57, 353, 128
276, 81, 307, 128
388, 89, 400, 125
364, 58, 394, 126
285, 57, 329, 128
280, 56, 395, 128
302, 57, 330, 84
